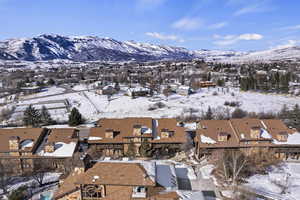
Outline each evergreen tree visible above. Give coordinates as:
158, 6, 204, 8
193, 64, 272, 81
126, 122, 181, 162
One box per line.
8, 186, 27, 200
232, 108, 247, 119
289, 104, 300, 131
217, 79, 225, 87
40, 106, 54, 125
139, 139, 152, 157
126, 141, 136, 158
204, 106, 213, 120
23, 105, 41, 127
68, 108, 84, 126
278, 104, 289, 120
114, 81, 120, 91
48, 78, 55, 85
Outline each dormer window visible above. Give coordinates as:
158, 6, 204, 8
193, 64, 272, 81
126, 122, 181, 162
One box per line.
105, 129, 115, 138
218, 132, 229, 142
277, 132, 288, 142
9, 136, 20, 151
161, 129, 174, 138
250, 126, 261, 139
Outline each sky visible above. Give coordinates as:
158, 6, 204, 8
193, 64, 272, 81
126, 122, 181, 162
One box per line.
0, 0, 299, 51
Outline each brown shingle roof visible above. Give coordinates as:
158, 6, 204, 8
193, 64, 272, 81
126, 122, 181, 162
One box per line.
0, 128, 47, 153
262, 119, 296, 140
89, 118, 153, 144
75, 162, 156, 186
47, 128, 78, 144
89, 118, 187, 144
196, 119, 298, 148
152, 118, 187, 144
229, 118, 264, 140
196, 120, 240, 148
54, 162, 158, 200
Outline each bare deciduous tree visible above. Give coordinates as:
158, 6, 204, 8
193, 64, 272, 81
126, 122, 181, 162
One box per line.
212, 150, 248, 185
31, 160, 54, 187
0, 161, 14, 194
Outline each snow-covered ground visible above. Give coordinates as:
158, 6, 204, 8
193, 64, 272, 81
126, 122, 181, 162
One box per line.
0, 173, 60, 195
6, 86, 300, 123
19, 86, 65, 100
59, 86, 300, 121
245, 162, 300, 200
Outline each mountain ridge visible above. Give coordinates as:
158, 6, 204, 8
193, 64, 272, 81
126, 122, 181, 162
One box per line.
0, 34, 299, 63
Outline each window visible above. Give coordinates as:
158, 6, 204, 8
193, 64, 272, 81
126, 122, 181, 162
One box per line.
132, 186, 147, 198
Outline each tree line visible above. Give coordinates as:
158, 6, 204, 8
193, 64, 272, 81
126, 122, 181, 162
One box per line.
23, 106, 84, 127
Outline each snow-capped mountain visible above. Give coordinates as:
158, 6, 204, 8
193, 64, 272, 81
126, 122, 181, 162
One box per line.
219, 46, 300, 63
0, 34, 194, 62
0, 34, 300, 63
192, 49, 246, 62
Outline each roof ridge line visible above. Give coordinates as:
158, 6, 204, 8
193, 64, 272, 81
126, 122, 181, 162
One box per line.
228, 120, 240, 142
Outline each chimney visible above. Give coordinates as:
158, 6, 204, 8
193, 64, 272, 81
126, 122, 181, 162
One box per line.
133, 125, 142, 136
9, 136, 20, 151
250, 126, 261, 139
105, 129, 115, 138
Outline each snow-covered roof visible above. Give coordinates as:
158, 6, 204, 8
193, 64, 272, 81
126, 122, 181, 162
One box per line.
38, 142, 77, 157
127, 87, 149, 92
20, 139, 34, 149
88, 136, 103, 141
184, 122, 197, 131
261, 129, 272, 139
274, 132, 300, 145
177, 191, 205, 200
200, 134, 216, 144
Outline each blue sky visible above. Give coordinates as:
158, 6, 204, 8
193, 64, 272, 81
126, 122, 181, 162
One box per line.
0, 0, 299, 51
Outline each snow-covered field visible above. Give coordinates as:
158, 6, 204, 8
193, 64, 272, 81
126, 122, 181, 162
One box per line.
77, 87, 300, 121
245, 162, 300, 200
19, 86, 65, 100
6, 86, 300, 123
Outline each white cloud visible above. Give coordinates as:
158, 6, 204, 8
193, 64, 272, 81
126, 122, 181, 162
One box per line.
234, 4, 269, 16
272, 40, 299, 49
281, 25, 300, 31
145, 32, 184, 42
214, 33, 263, 46
231, 0, 275, 16
208, 22, 228, 30
172, 17, 203, 31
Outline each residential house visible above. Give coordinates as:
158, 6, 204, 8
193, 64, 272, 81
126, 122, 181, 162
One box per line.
195, 118, 299, 160
54, 161, 181, 200
0, 128, 80, 174
88, 118, 188, 157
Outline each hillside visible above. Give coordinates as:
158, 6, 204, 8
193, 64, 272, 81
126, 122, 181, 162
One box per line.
0, 34, 300, 63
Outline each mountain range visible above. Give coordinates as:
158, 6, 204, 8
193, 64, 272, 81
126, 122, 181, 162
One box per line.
0, 34, 299, 63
